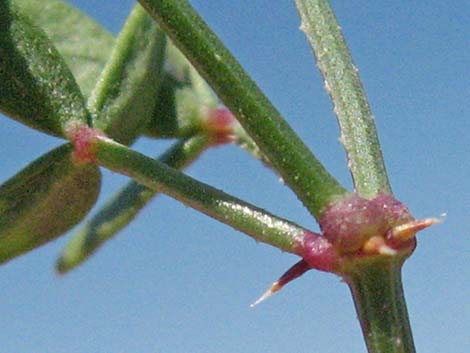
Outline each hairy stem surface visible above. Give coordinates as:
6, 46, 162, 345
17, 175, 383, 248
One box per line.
295, 0, 391, 197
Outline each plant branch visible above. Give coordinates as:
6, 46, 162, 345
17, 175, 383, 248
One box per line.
57, 135, 210, 273
294, 0, 391, 198
344, 257, 416, 353
94, 137, 311, 253
137, 0, 347, 219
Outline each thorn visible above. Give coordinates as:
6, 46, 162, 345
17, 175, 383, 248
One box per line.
390, 218, 441, 242
250, 281, 281, 307
363, 236, 397, 256
378, 244, 397, 256
250, 260, 310, 307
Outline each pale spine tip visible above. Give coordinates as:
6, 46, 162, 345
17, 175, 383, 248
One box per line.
250, 281, 281, 308
390, 217, 441, 241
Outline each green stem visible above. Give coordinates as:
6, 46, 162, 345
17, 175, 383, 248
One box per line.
137, 0, 347, 219
344, 257, 416, 353
294, 0, 391, 198
57, 135, 210, 273
94, 137, 311, 253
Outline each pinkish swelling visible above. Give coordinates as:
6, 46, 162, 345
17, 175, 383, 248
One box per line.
204, 106, 237, 144
65, 123, 107, 164
252, 193, 439, 306
319, 194, 415, 255
295, 230, 338, 272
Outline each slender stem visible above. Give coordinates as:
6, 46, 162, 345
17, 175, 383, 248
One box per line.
294, 0, 391, 198
137, 0, 347, 219
94, 137, 311, 253
344, 257, 416, 353
56, 135, 210, 273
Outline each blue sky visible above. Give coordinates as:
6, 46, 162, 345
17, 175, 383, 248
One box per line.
1, 1, 469, 352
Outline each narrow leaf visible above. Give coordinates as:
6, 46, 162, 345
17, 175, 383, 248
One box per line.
0, 144, 101, 264
144, 42, 218, 139
14, 0, 115, 98
0, 1, 89, 137
143, 73, 186, 138
57, 135, 210, 273
145, 42, 271, 175
147, 43, 271, 165
88, 4, 167, 145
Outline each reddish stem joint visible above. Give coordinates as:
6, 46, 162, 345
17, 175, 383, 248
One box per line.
203, 106, 237, 145
65, 122, 107, 164
252, 194, 439, 306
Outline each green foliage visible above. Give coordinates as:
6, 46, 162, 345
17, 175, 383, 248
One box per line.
89, 5, 167, 145
138, 0, 348, 219
0, 0, 436, 352
57, 136, 209, 273
15, 0, 115, 97
0, 1, 89, 137
144, 42, 218, 138
0, 144, 101, 263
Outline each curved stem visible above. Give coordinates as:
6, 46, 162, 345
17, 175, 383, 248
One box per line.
344, 257, 416, 353
137, 0, 347, 219
295, 0, 391, 198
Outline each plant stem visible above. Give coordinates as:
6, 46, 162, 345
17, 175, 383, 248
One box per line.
94, 137, 311, 253
294, 0, 391, 198
56, 135, 210, 273
344, 257, 416, 353
137, 0, 347, 219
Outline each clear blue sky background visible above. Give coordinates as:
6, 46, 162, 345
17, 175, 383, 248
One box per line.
1, 1, 469, 352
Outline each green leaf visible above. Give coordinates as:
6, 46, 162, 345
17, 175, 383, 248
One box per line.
146, 42, 271, 166
57, 135, 210, 273
143, 73, 183, 138
0, 1, 89, 137
14, 0, 115, 98
88, 4, 167, 145
0, 144, 101, 264
144, 42, 218, 138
